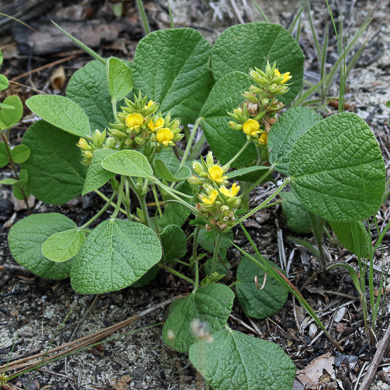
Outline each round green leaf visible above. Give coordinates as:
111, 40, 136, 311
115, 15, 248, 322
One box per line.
82, 148, 116, 195
0, 74, 9, 91
8, 213, 76, 279
289, 113, 386, 222
189, 329, 296, 390
22, 120, 87, 205
67, 60, 114, 131
42, 229, 86, 263
70, 219, 162, 294
106, 57, 133, 100
226, 166, 272, 182
0, 142, 9, 167
11, 144, 31, 164
101, 150, 153, 177
0, 95, 23, 130
268, 107, 322, 174
12, 185, 30, 200
201, 71, 256, 167
133, 28, 214, 125
236, 256, 288, 319
212, 22, 304, 105
26, 95, 91, 137
162, 284, 234, 353
160, 224, 187, 264
280, 191, 311, 234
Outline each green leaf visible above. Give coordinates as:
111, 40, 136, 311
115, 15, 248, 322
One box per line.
198, 228, 233, 257
70, 219, 162, 294
0, 48, 3, 66
160, 224, 187, 264
101, 150, 153, 177
289, 113, 386, 222
106, 57, 133, 100
10, 144, 31, 164
212, 22, 304, 105
21, 120, 87, 205
226, 166, 272, 182
131, 266, 159, 288
280, 191, 311, 234
133, 28, 214, 125
26, 95, 90, 137
162, 284, 234, 353
0, 74, 9, 91
0, 142, 9, 167
268, 107, 322, 175
330, 221, 370, 257
201, 71, 256, 167
236, 256, 288, 319
154, 159, 191, 182
82, 149, 116, 195
0, 178, 18, 185
0, 95, 23, 130
8, 213, 76, 279
42, 229, 86, 263
0, 102, 15, 109
67, 61, 114, 131
189, 329, 296, 390
13, 186, 30, 200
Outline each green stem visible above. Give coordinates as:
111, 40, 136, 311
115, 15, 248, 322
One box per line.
112, 176, 125, 219
112, 98, 118, 119
241, 166, 274, 199
139, 193, 151, 228
223, 139, 252, 169
308, 213, 326, 267
236, 178, 290, 225
151, 184, 163, 217
189, 133, 206, 160
210, 233, 223, 274
135, 0, 150, 34
165, 266, 195, 285
81, 193, 116, 229
179, 117, 201, 170
94, 189, 129, 216
192, 225, 201, 290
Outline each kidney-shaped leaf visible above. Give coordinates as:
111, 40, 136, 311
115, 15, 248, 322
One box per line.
280, 191, 311, 234
26, 95, 90, 137
236, 256, 288, 319
162, 284, 234, 353
8, 213, 76, 279
289, 113, 386, 222
70, 219, 162, 294
160, 224, 187, 264
201, 71, 256, 167
22, 121, 87, 205
268, 107, 322, 175
67, 61, 114, 132
0, 74, 9, 91
11, 144, 31, 164
42, 229, 86, 263
212, 22, 304, 105
133, 28, 214, 125
189, 329, 296, 390
101, 150, 153, 177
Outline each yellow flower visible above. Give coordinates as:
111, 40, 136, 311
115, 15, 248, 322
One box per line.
156, 128, 174, 146
208, 165, 226, 184
146, 100, 154, 108
275, 69, 292, 85
259, 132, 268, 145
147, 117, 164, 132
201, 190, 218, 205
78, 138, 90, 150
126, 113, 144, 129
243, 119, 260, 137
219, 183, 240, 198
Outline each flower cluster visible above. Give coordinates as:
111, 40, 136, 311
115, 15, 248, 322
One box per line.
188, 152, 241, 231
110, 92, 183, 150
77, 93, 183, 164
228, 61, 292, 147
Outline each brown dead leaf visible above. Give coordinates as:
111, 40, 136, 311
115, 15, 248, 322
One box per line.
10, 309, 19, 316
297, 352, 335, 386
112, 375, 131, 390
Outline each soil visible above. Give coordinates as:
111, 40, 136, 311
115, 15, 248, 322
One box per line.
1, 0, 390, 389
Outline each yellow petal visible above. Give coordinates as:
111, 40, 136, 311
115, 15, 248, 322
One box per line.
231, 183, 240, 196
243, 119, 260, 136
259, 132, 268, 145
208, 165, 224, 182
156, 128, 174, 145
126, 113, 144, 129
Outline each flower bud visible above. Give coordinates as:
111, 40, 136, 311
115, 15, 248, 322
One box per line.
228, 121, 243, 131
188, 176, 204, 186
206, 151, 214, 167
242, 91, 258, 104
78, 138, 91, 150
192, 161, 204, 175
